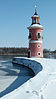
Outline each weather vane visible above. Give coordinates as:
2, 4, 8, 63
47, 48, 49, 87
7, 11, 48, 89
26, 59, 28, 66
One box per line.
35, 5, 37, 14
35, 5, 37, 9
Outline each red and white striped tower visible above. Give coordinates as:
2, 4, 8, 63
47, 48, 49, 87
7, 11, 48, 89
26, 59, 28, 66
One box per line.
28, 6, 44, 58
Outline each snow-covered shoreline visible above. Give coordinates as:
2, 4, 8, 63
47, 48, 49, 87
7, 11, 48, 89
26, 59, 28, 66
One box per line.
1, 57, 56, 99
12, 57, 42, 75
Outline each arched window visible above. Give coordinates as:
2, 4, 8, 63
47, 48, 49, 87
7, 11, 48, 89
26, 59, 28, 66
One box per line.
37, 32, 41, 39
38, 33, 41, 39
28, 32, 31, 39
28, 50, 31, 58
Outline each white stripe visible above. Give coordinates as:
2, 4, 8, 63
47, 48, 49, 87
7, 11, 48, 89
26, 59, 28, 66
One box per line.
29, 40, 42, 43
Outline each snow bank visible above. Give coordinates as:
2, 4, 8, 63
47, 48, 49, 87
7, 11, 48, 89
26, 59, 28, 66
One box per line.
1, 58, 56, 99
12, 57, 42, 75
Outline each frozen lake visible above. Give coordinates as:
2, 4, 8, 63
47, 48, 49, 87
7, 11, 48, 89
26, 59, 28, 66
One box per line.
0, 55, 34, 98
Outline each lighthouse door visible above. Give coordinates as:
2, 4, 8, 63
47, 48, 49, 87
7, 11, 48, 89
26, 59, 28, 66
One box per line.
28, 50, 31, 58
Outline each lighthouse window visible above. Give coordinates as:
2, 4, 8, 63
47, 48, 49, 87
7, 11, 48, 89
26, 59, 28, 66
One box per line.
28, 32, 31, 39
38, 52, 41, 56
38, 33, 41, 39
34, 19, 35, 23
37, 44, 40, 48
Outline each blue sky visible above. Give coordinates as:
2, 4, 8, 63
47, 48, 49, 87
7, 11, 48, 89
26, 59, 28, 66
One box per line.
0, 0, 56, 50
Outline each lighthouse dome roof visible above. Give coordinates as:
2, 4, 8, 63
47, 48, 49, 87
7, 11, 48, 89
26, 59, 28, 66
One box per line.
32, 15, 40, 18
28, 24, 44, 30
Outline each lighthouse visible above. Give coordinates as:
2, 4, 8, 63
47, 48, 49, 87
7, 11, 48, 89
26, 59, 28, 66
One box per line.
28, 6, 44, 58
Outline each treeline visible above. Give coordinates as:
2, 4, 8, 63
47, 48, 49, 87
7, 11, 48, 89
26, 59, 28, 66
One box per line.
43, 49, 56, 54
0, 47, 28, 56
43, 49, 56, 58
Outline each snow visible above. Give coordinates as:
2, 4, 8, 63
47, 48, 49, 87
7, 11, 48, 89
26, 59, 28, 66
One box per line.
1, 57, 56, 99
28, 24, 44, 30
42, 80, 56, 99
32, 15, 40, 18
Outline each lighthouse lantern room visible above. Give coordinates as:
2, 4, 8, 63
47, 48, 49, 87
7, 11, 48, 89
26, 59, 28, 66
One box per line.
28, 6, 44, 58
